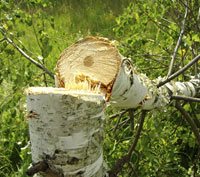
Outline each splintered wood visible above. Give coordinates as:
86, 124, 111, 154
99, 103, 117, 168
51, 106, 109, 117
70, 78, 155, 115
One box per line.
56, 37, 121, 95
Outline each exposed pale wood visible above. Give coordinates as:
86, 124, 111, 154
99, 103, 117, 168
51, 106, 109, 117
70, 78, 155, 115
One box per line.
56, 37, 121, 93
56, 37, 200, 109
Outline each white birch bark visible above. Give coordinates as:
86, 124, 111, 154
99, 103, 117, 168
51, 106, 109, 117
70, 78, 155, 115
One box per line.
25, 87, 106, 177
110, 57, 200, 110
25, 37, 200, 177
56, 36, 200, 111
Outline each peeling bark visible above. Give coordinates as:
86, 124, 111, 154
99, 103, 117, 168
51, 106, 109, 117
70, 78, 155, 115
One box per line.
110, 57, 200, 110
25, 88, 107, 177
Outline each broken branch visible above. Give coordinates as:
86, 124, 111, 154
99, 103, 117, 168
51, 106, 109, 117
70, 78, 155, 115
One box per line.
157, 54, 200, 87
171, 95, 200, 103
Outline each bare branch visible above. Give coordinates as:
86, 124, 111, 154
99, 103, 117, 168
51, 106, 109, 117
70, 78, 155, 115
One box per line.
108, 110, 147, 177
0, 29, 54, 79
171, 95, 200, 103
191, 6, 200, 78
175, 101, 200, 145
107, 119, 129, 133
128, 162, 139, 177
157, 54, 200, 87
128, 111, 146, 156
128, 109, 134, 131
167, 0, 189, 77
113, 113, 123, 133
191, 44, 199, 78
109, 110, 127, 120
179, 0, 200, 32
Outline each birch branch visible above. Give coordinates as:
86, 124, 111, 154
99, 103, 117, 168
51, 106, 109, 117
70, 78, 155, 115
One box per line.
171, 95, 200, 102
157, 54, 200, 87
109, 110, 127, 120
0, 29, 54, 79
167, 0, 189, 77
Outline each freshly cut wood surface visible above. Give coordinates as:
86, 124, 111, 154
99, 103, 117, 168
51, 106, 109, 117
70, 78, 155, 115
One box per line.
56, 37, 121, 92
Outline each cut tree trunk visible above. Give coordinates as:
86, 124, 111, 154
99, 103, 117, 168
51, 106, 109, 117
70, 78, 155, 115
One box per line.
25, 87, 106, 177
56, 36, 200, 110
26, 36, 200, 177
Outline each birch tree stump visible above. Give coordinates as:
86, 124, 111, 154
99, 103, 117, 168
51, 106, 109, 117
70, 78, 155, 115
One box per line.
26, 87, 106, 177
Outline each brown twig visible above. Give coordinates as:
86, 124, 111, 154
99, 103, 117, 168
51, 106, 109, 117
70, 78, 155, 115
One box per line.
128, 109, 135, 131
179, 0, 200, 32
128, 162, 139, 177
109, 110, 127, 120
128, 111, 146, 156
171, 95, 200, 103
107, 119, 130, 133
191, 5, 200, 79
157, 54, 200, 88
167, 0, 189, 77
108, 111, 147, 177
113, 113, 123, 133
175, 101, 200, 145
32, 17, 48, 87
0, 28, 54, 79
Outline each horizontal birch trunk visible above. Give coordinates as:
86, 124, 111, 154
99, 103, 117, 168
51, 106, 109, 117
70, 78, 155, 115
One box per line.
25, 87, 106, 177
109, 58, 200, 110
56, 36, 200, 110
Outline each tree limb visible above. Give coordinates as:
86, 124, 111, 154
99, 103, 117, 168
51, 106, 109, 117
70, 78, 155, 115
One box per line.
108, 110, 147, 177
113, 113, 123, 133
179, 0, 200, 32
175, 101, 200, 145
109, 110, 127, 120
157, 54, 200, 87
128, 111, 146, 156
128, 109, 135, 131
167, 0, 189, 77
171, 95, 200, 103
0, 28, 54, 79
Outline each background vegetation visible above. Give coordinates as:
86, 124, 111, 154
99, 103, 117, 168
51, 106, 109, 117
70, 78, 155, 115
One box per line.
0, 0, 200, 176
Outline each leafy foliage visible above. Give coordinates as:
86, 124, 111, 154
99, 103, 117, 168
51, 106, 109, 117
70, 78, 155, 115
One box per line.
0, 0, 129, 176
0, 0, 200, 176
107, 0, 200, 176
